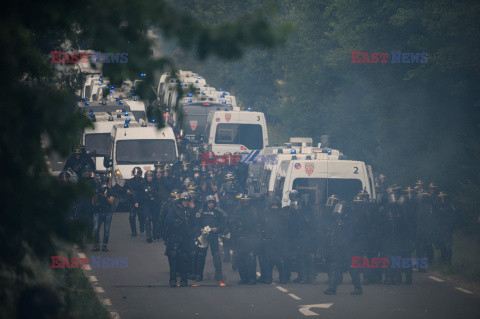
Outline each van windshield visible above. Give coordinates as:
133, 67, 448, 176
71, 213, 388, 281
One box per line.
180, 103, 223, 137
116, 139, 176, 164
214, 123, 263, 150
292, 178, 363, 207
85, 133, 110, 156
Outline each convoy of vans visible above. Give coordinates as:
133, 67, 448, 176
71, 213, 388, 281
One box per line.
64, 70, 378, 204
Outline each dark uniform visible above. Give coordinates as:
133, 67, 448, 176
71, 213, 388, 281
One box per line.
258, 197, 289, 284
164, 194, 195, 287
218, 173, 240, 263
232, 195, 262, 284
140, 171, 159, 243
324, 200, 363, 295
416, 190, 435, 271
396, 189, 416, 284
92, 175, 115, 252
63, 148, 94, 179
436, 192, 457, 264
194, 196, 225, 282
291, 196, 318, 284
77, 166, 96, 239
124, 168, 146, 237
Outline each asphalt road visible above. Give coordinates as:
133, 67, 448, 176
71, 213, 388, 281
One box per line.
77, 212, 480, 319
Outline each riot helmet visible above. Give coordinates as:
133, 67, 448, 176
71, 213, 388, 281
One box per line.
205, 195, 216, 203
415, 179, 424, 190
180, 192, 190, 204
404, 186, 414, 200
171, 189, 180, 200
289, 189, 299, 201
59, 171, 70, 181
428, 182, 438, 196
326, 194, 340, 207
387, 190, 397, 204
145, 170, 154, 181
132, 167, 143, 178
378, 174, 386, 184
437, 191, 448, 204
291, 200, 302, 211
352, 195, 364, 206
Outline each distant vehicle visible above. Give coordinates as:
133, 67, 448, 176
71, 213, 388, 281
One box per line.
205, 110, 268, 155
79, 100, 147, 123
106, 120, 178, 185
82, 111, 139, 172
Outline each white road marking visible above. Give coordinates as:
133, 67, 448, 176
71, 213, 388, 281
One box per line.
456, 287, 473, 294
77, 253, 87, 259
428, 276, 445, 282
89, 276, 98, 282
299, 304, 333, 316
94, 286, 105, 293
276, 286, 288, 293
101, 299, 112, 306
288, 293, 301, 300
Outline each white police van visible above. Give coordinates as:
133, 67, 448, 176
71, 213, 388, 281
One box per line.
82, 111, 139, 172
107, 120, 177, 185
277, 157, 376, 208
205, 110, 268, 155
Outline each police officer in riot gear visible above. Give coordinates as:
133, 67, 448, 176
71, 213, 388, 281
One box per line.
219, 172, 240, 263
92, 175, 116, 252
436, 192, 457, 264
397, 188, 416, 284
258, 197, 289, 284
383, 186, 403, 284
291, 195, 317, 284
232, 194, 261, 285
194, 195, 225, 282
64, 148, 90, 179
163, 165, 176, 192
164, 192, 195, 287
78, 144, 95, 170
416, 189, 434, 271
324, 200, 363, 295
77, 165, 96, 239
125, 167, 146, 237
140, 170, 159, 243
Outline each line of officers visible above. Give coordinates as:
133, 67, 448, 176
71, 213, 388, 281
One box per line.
60, 157, 457, 295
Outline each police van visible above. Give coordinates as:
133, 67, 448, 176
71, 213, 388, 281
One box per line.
177, 92, 240, 143
82, 111, 139, 172
276, 158, 376, 209
107, 120, 178, 185
245, 142, 317, 195
205, 110, 268, 155
79, 100, 147, 123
